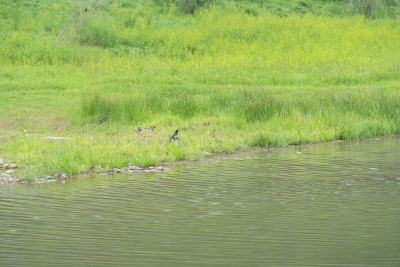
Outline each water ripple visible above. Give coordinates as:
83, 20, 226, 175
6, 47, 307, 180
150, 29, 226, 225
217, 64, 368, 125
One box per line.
1, 137, 400, 266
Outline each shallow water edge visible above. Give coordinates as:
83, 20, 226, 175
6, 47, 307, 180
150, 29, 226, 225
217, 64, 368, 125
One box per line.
1, 134, 398, 186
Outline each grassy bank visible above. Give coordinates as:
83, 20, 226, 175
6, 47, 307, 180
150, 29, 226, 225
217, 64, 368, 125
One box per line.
0, 0, 400, 180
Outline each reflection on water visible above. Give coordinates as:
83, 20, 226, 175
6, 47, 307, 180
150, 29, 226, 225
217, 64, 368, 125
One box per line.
1, 137, 400, 266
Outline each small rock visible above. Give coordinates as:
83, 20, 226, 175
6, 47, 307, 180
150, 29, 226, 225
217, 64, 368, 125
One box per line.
155, 166, 164, 171
116, 169, 123, 173
24, 129, 28, 133
202, 151, 210, 155
148, 166, 154, 169
3, 163, 9, 169
0, 173, 12, 185
10, 163, 17, 169
0, 174, 10, 185
130, 165, 141, 170
135, 127, 143, 133
0, 158, 3, 165
129, 163, 135, 167
5, 169, 15, 174
1, 173, 11, 181
46, 176, 52, 179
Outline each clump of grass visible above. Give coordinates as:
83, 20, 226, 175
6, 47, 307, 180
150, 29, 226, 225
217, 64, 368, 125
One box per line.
347, 0, 400, 18
177, 0, 216, 14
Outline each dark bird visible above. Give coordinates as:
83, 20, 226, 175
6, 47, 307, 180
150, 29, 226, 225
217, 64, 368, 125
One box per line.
83, 8, 88, 12
169, 130, 179, 143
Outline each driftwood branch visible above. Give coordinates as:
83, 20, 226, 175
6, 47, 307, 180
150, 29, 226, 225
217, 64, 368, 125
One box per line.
56, 8, 78, 42
57, 0, 107, 45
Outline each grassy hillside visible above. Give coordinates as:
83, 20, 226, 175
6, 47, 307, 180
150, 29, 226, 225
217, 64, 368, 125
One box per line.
0, 0, 399, 180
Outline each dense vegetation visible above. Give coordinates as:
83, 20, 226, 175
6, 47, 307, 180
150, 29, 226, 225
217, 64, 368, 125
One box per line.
0, 0, 399, 180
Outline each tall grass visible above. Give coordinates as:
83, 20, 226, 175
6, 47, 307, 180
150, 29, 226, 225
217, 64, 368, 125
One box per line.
79, 85, 400, 135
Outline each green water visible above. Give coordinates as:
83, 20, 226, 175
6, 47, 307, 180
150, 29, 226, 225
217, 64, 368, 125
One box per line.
1, 137, 400, 266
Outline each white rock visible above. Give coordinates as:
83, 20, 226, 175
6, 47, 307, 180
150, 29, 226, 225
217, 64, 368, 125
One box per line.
130, 165, 141, 170
10, 163, 17, 169
5, 169, 15, 174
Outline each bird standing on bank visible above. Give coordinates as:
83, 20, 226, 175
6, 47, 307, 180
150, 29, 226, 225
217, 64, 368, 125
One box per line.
169, 130, 179, 143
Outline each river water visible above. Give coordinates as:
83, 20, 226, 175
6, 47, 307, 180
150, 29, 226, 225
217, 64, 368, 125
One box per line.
1, 137, 400, 266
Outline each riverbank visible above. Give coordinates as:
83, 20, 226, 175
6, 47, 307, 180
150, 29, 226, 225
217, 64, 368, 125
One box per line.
1, 80, 399, 182
1, 2, 399, 182
1, 135, 399, 186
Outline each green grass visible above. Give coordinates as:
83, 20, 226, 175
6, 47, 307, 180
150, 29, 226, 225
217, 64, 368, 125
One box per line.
0, 0, 400, 180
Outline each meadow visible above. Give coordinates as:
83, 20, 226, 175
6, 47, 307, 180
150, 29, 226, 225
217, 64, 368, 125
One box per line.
0, 0, 399, 180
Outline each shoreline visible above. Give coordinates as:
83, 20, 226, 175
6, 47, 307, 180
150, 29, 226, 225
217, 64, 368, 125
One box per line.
2, 134, 398, 186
